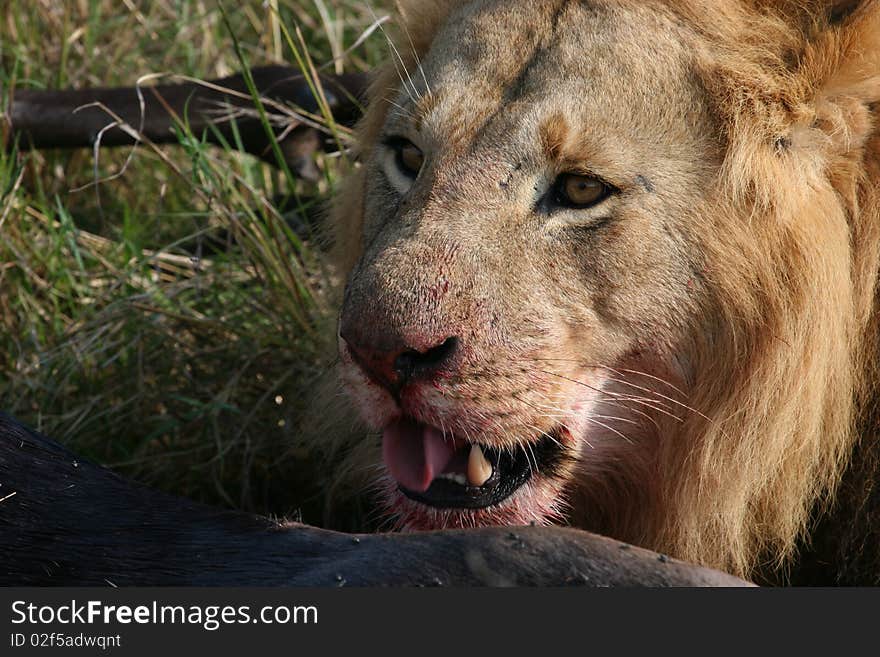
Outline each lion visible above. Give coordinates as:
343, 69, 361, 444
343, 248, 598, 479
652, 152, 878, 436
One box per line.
305, 0, 880, 584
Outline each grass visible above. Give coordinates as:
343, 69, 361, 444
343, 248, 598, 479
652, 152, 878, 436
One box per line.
0, 1, 389, 526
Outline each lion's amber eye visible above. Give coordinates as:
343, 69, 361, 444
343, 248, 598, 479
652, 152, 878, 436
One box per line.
554, 173, 612, 208
395, 140, 424, 178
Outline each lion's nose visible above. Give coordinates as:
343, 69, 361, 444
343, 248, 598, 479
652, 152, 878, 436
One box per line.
341, 331, 460, 394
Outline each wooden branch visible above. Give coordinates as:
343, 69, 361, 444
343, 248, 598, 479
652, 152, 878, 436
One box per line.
6, 66, 370, 180
0, 414, 751, 587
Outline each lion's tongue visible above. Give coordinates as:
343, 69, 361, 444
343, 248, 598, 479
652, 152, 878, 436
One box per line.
383, 418, 456, 493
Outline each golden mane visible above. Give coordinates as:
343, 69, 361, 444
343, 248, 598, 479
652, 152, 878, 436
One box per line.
319, 0, 880, 580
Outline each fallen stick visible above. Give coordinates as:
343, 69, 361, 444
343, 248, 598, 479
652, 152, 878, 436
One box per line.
5, 66, 370, 180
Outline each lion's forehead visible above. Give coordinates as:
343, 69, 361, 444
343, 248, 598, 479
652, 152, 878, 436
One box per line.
403, 0, 710, 157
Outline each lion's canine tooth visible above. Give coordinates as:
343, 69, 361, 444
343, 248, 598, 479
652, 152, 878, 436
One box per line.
467, 444, 493, 487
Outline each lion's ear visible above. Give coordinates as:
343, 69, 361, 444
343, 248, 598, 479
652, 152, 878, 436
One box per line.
798, 1, 880, 153
393, 0, 462, 55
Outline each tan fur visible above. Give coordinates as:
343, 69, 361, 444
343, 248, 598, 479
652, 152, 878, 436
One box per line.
309, 0, 880, 579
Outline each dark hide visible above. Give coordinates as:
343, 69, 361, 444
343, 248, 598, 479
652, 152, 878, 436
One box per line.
0, 414, 751, 587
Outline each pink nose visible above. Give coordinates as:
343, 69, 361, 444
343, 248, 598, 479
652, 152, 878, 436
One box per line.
341, 332, 460, 395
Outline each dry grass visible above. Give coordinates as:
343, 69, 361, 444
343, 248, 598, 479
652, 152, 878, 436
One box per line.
0, 0, 389, 526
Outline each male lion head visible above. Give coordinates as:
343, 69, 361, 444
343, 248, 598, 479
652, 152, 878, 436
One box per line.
325, 0, 880, 578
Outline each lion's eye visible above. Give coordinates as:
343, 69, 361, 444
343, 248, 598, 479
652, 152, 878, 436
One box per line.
392, 139, 424, 178
553, 173, 612, 208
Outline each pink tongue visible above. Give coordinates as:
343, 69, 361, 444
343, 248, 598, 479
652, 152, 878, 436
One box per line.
383, 418, 457, 493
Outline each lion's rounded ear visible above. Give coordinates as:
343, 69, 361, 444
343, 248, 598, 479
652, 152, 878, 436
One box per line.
393, 0, 463, 55
798, 1, 880, 153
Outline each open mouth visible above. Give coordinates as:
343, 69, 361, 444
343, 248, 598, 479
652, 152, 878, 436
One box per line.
382, 417, 567, 509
